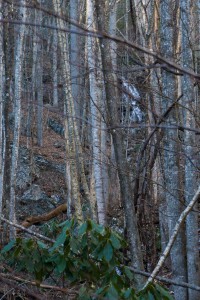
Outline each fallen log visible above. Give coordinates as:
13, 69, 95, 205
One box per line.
20, 203, 67, 228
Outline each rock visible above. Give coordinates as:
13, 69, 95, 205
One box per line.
52, 152, 63, 159
34, 155, 65, 174
19, 184, 56, 216
16, 146, 36, 189
21, 184, 49, 202
54, 141, 65, 150
15, 146, 65, 218
50, 194, 63, 206
47, 118, 64, 136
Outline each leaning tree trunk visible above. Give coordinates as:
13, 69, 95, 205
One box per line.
9, 0, 27, 239
181, 0, 200, 298
160, 1, 187, 299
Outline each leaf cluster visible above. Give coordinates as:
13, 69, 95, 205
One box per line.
0, 219, 174, 300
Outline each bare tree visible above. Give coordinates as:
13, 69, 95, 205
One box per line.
0, 0, 5, 216
96, 0, 145, 287
160, 1, 187, 299
86, 0, 106, 225
181, 0, 200, 298
9, 0, 27, 239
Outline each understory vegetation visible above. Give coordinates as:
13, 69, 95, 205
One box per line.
1, 219, 173, 299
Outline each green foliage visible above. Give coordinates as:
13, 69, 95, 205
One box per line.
0, 219, 173, 300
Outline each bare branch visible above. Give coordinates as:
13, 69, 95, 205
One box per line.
129, 268, 200, 292
143, 185, 200, 288
0, 216, 56, 243
2, 0, 200, 81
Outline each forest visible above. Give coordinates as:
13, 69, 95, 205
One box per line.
0, 0, 199, 299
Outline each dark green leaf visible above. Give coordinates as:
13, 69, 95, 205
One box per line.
103, 242, 113, 262
95, 286, 107, 295
123, 288, 138, 299
13, 245, 22, 257
148, 284, 162, 299
78, 222, 88, 236
105, 284, 119, 300
49, 230, 66, 252
155, 284, 174, 300
124, 266, 134, 281
70, 238, 79, 254
147, 291, 155, 300
56, 256, 66, 273
91, 220, 105, 234
110, 233, 121, 249
37, 241, 48, 249
58, 219, 74, 229
78, 286, 91, 300
1, 240, 16, 254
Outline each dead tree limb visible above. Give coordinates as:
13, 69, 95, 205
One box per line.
143, 185, 200, 288
129, 268, 200, 292
0, 216, 56, 243
0, 274, 43, 300
20, 203, 67, 228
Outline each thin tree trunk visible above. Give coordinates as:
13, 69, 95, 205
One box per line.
9, 0, 26, 239
86, 0, 106, 225
53, 0, 85, 222
2, 1, 14, 237
181, 0, 200, 298
36, 1, 43, 147
0, 1, 5, 216
26, 6, 37, 139
70, 0, 80, 118
52, 25, 59, 107
96, 0, 144, 287
160, 1, 187, 299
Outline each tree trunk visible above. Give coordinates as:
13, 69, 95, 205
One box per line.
86, 0, 106, 225
52, 25, 59, 107
160, 1, 187, 299
0, 0, 5, 216
9, 0, 27, 239
181, 0, 200, 298
36, 2, 43, 147
70, 0, 80, 119
96, 0, 144, 287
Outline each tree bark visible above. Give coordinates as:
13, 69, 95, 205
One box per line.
0, 0, 5, 217
86, 0, 106, 225
96, 0, 144, 287
160, 1, 187, 299
181, 0, 200, 298
9, 0, 27, 240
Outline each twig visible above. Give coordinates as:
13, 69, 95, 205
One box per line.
0, 216, 56, 243
143, 185, 200, 288
2, 1, 200, 81
133, 95, 183, 206
0, 273, 78, 294
0, 274, 43, 300
128, 268, 200, 292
